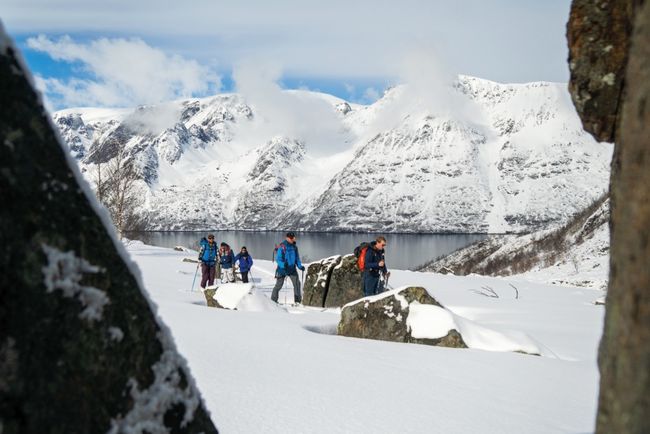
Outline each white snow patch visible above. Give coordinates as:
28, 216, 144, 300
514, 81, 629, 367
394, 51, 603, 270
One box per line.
210, 283, 253, 309
407, 303, 544, 355
344, 286, 410, 309
236, 292, 286, 313
407, 303, 457, 340
41, 244, 108, 322
108, 327, 125, 342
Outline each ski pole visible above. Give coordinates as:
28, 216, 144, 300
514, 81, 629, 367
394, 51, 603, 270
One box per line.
191, 262, 200, 292
385, 272, 392, 290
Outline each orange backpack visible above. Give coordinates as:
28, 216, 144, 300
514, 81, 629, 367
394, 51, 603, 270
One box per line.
354, 242, 371, 271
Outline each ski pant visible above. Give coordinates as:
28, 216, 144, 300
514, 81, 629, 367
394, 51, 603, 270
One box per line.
221, 267, 235, 283
363, 271, 381, 297
200, 263, 216, 288
240, 271, 249, 283
272, 273, 301, 303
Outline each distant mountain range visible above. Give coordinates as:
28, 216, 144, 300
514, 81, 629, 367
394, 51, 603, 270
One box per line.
53, 75, 612, 233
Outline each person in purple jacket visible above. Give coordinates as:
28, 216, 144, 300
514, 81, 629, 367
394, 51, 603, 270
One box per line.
234, 246, 254, 283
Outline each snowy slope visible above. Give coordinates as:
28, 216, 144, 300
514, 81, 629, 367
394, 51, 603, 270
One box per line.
127, 241, 604, 433
422, 195, 610, 290
54, 76, 612, 232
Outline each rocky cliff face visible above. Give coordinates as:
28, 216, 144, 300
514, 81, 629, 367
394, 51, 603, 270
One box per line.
0, 28, 218, 433
54, 77, 612, 233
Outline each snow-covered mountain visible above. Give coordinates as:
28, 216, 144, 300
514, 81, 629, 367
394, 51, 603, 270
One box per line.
53, 76, 613, 233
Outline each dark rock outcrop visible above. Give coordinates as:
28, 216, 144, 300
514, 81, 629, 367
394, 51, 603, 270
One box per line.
567, 0, 636, 142
324, 254, 363, 308
303, 255, 341, 307
567, 1, 650, 432
0, 30, 217, 433
337, 287, 467, 349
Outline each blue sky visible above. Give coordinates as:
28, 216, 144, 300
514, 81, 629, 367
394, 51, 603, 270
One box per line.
3, 1, 573, 109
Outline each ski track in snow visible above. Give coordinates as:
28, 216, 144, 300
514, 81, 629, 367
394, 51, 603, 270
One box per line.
128, 240, 604, 434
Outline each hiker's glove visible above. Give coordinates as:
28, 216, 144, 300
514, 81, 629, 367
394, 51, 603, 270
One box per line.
299, 265, 305, 271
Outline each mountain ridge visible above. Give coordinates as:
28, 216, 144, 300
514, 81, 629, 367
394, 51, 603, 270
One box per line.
53, 75, 613, 233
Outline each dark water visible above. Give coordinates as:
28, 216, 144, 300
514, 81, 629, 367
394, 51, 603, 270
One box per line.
127, 231, 486, 270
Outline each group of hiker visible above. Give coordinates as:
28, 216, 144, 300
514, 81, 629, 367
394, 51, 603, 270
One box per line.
198, 234, 254, 288
197, 232, 389, 304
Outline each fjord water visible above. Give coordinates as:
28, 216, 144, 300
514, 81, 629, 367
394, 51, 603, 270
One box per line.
127, 231, 486, 270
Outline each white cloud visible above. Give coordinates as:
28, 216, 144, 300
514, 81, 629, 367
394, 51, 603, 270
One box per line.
366, 49, 486, 134
27, 35, 221, 108
6, 0, 572, 84
231, 60, 348, 155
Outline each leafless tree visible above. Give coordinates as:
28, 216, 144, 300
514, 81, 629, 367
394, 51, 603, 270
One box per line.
92, 147, 145, 237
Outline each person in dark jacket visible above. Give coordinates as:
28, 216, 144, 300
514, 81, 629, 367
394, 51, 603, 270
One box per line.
363, 236, 388, 296
271, 232, 305, 304
234, 246, 254, 283
219, 242, 236, 283
198, 234, 218, 289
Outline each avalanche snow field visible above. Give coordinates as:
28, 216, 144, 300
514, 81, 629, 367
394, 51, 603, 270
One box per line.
127, 241, 604, 434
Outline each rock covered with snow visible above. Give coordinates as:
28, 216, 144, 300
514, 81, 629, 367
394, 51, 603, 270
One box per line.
0, 31, 217, 433
324, 254, 363, 307
303, 255, 342, 307
338, 286, 544, 355
204, 283, 254, 309
337, 286, 466, 348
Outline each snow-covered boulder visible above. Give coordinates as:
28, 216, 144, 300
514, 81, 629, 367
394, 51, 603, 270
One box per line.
324, 254, 363, 307
338, 286, 467, 348
303, 255, 342, 307
204, 283, 253, 309
338, 286, 544, 355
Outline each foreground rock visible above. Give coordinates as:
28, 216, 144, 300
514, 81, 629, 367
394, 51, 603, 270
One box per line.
324, 254, 363, 307
337, 287, 467, 348
567, 1, 650, 432
303, 255, 342, 307
0, 30, 217, 433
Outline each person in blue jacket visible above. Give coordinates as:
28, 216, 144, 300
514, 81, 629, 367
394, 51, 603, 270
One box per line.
363, 236, 388, 296
271, 232, 305, 304
234, 246, 254, 283
219, 242, 236, 283
198, 234, 218, 289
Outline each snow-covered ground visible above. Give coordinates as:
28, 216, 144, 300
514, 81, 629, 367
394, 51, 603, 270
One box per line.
126, 240, 604, 434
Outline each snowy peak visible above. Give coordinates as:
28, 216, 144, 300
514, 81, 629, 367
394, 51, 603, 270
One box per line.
53, 76, 613, 233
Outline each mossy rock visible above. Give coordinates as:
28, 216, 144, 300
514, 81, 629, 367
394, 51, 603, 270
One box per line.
337, 286, 466, 349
